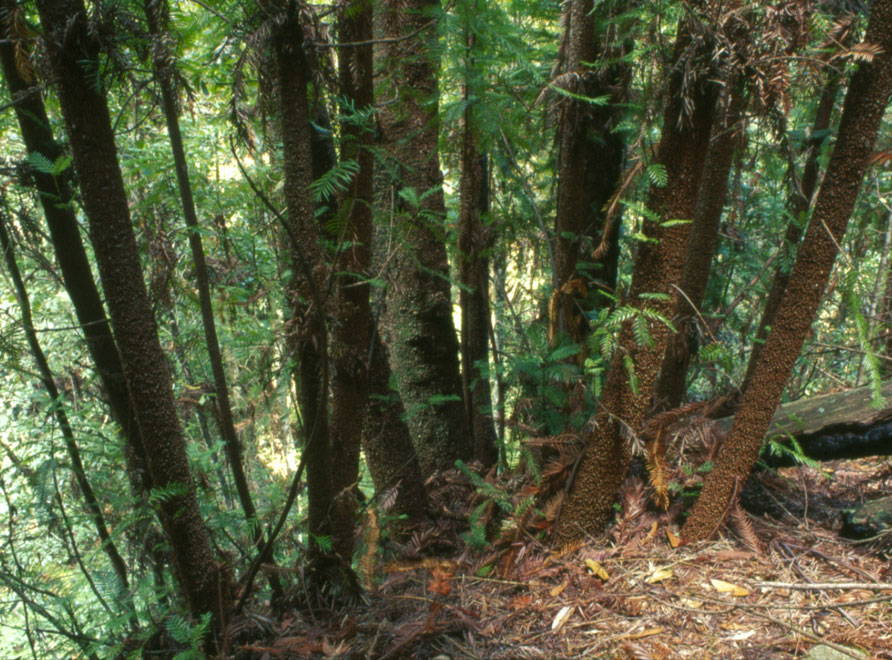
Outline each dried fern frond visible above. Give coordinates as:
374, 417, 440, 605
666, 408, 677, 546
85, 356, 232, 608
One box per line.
646, 431, 671, 510
730, 500, 763, 555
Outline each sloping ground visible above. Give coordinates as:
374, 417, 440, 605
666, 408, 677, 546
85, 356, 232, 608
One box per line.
228, 458, 892, 659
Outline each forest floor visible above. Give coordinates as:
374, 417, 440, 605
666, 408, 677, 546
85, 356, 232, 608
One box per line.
230, 457, 892, 659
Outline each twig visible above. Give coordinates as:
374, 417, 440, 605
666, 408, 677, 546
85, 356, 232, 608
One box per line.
755, 581, 892, 591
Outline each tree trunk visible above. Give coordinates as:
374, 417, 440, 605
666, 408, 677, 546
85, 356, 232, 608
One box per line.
35, 0, 224, 625
458, 19, 499, 469
268, 2, 333, 556
740, 73, 841, 394
553, 0, 596, 293
652, 80, 746, 411
682, 0, 892, 543
379, 0, 472, 476
328, 0, 375, 561
556, 22, 718, 543
141, 0, 276, 588
362, 321, 429, 523
0, 1, 150, 496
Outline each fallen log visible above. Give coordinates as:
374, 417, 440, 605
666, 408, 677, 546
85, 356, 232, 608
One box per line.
715, 379, 892, 467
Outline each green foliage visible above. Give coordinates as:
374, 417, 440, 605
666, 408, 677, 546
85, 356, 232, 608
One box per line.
166, 612, 212, 660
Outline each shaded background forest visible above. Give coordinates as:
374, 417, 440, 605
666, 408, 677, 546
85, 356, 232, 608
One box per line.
0, 0, 891, 657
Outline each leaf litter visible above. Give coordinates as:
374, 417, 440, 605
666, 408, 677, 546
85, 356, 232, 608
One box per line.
227, 458, 892, 658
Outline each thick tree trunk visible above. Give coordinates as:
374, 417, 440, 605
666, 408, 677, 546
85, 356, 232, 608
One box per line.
0, 3, 150, 496
362, 321, 429, 523
553, 0, 596, 292
35, 0, 224, 625
379, 0, 472, 476
328, 0, 375, 561
556, 23, 718, 543
682, 0, 892, 542
652, 81, 746, 411
458, 22, 499, 469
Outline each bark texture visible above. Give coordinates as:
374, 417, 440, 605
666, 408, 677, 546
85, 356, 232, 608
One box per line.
556, 23, 718, 543
329, 0, 375, 560
740, 74, 840, 393
682, 0, 892, 542
652, 81, 745, 411
35, 0, 223, 623
269, 1, 333, 552
0, 2, 150, 496
379, 0, 472, 476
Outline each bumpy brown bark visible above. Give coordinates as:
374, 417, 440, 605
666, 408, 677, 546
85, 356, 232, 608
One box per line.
379, 0, 472, 476
556, 23, 718, 543
329, 0, 375, 561
553, 0, 596, 291
740, 74, 841, 393
683, 0, 892, 542
35, 0, 224, 624
652, 81, 746, 411
0, 6, 150, 496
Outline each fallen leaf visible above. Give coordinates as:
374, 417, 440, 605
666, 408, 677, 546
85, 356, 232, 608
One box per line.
710, 579, 749, 597
585, 558, 609, 580
666, 529, 680, 548
551, 605, 573, 631
680, 597, 702, 609
646, 567, 674, 584
627, 626, 665, 640
550, 581, 568, 597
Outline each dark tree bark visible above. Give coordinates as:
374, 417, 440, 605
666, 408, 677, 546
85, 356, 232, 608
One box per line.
556, 22, 718, 543
0, 216, 130, 599
379, 0, 473, 476
0, 0, 150, 496
328, 0, 375, 561
553, 0, 596, 292
35, 0, 224, 625
457, 21, 499, 469
652, 80, 746, 411
740, 73, 841, 393
683, 0, 892, 542
267, 1, 333, 556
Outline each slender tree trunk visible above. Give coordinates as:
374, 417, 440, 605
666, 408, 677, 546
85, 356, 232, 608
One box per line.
556, 22, 718, 543
35, 0, 224, 625
683, 0, 892, 542
0, 1, 150, 496
379, 0, 472, 476
0, 217, 130, 598
740, 73, 841, 394
328, 0, 375, 561
652, 80, 746, 411
268, 1, 333, 556
458, 19, 499, 469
